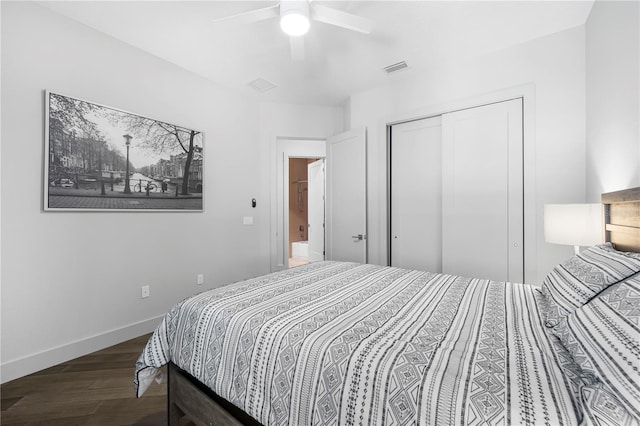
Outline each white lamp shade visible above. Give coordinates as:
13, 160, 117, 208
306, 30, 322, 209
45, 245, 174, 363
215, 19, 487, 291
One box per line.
544, 204, 602, 247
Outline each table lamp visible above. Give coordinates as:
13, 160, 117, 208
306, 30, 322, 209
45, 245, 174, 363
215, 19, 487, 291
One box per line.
544, 204, 602, 254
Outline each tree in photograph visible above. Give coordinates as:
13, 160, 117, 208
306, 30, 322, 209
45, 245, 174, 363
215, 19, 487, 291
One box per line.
109, 112, 201, 195
49, 93, 101, 140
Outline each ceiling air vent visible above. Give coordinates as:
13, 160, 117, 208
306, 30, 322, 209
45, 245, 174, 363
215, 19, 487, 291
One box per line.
248, 78, 277, 93
383, 61, 409, 74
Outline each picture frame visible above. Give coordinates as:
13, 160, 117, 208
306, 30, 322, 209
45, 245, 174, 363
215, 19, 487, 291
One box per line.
44, 90, 204, 211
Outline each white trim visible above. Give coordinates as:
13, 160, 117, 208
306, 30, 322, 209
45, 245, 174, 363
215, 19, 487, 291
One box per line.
1, 315, 162, 383
271, 138, 326, 271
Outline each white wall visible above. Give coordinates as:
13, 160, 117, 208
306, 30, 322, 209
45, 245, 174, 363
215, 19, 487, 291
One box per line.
348, 26, 588, 285
0, 2, 341, 382
585, 0, 640, 201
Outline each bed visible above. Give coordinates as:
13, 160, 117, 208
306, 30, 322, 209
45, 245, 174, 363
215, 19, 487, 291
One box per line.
135, 187, 640, 425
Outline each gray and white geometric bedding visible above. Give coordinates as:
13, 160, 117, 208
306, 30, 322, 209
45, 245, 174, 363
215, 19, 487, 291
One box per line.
540, 243, 640, 328
553, 274, 640, 424
135, 261, 581, 425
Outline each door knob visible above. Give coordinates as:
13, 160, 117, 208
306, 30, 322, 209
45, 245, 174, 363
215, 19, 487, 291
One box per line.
351, 234, 365, 241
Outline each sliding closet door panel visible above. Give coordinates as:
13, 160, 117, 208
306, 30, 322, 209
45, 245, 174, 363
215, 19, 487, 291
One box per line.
442, 99, 523, 282
390, 116, 442, 271
505, 100, 524, 282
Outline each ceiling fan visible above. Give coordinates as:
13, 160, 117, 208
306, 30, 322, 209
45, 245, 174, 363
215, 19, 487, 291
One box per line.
212, 0, 374, 61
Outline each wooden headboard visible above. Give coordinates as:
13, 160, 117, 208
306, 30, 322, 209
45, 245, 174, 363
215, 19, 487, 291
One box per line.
602, 187, 640, 252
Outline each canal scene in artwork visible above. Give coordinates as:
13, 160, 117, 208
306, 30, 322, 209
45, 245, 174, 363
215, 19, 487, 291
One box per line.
45, 91, 203, 210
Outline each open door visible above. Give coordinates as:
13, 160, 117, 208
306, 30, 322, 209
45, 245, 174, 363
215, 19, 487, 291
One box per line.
272, 139, 326, 271
307, 159, 325, 262
326, 128, 367, 263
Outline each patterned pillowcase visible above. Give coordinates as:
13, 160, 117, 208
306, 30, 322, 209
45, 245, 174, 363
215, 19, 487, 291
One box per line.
540, 243, 640, 327
552, 275, 640, 422
578, 381, 638, 426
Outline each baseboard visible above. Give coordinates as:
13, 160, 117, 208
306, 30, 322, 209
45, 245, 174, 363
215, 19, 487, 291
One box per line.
1, 315, 163, 384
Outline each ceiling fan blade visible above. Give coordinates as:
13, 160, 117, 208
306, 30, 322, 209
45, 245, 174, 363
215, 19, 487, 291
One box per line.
211, 4, 279, 25
290, 36, 305, 61
310, 4, 374, 34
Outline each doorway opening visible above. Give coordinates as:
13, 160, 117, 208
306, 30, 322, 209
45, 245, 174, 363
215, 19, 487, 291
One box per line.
288, 157, 323, 268
273, 138, 325, 272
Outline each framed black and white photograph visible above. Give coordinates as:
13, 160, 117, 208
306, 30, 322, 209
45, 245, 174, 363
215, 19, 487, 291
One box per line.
44, 91, 203, 211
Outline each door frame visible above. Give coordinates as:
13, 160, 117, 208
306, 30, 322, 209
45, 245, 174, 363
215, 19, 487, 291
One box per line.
271, 138, 326, 271
384, 84, 536, 283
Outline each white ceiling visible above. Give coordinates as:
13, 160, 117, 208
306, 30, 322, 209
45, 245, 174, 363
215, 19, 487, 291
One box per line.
38, 1, 594, 106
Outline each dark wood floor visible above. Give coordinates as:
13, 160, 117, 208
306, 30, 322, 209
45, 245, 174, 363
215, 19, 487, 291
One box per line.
1, 334, 167, 425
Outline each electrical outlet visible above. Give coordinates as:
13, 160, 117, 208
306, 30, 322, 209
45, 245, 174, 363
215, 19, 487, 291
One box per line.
141, 285, 150, 298
197, 274, 204, 285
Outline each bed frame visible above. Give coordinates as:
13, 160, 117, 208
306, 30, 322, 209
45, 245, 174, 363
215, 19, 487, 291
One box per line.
602, 186, 640, 252
167, 186, 640, 426
168, 362, 262, 426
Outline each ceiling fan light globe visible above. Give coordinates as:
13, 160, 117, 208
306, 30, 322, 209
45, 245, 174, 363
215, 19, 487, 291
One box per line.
280, 12, 310, 36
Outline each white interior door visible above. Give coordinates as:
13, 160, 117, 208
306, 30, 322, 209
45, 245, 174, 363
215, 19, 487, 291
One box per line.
326, 128, 367, 263
308, 159, 325, 263
442, 98, 523, 282
390, 116, 442, 271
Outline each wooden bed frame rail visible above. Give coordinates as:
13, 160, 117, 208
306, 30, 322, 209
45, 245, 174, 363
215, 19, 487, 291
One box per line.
168, 362, 262, 426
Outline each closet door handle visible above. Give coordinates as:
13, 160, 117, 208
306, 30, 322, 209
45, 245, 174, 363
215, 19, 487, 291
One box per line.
352, 234, 365, 241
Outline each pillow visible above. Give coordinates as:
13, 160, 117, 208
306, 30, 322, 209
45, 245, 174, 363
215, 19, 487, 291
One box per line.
578, 381, 639, 426
552, 275, 640, 422
540, 243, 640, 327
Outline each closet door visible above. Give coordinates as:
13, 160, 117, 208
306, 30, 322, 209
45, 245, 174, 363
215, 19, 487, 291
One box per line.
390, 116, 442, 271
442, 98, 523, 282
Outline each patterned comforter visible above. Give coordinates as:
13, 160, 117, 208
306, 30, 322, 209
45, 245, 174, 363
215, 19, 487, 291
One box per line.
135, 261, 581, 425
